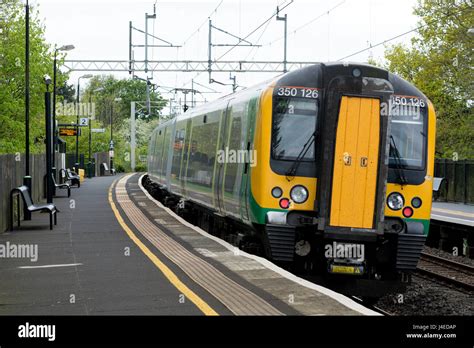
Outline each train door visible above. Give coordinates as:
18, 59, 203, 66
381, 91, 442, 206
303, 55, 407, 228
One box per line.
240, 98, 258, 222
222, 100, 245, 218
329, 96, 380, 228
180, 118, 193, 196
215, 100, 233, 214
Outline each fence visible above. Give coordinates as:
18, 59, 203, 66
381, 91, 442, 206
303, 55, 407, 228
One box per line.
434, 159, 474, 205
0, 151, 111, 233
0, 154, 47, 233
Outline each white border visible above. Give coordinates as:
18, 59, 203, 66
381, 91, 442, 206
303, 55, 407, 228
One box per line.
138, 174, 380, 316
431, 214, 474, 227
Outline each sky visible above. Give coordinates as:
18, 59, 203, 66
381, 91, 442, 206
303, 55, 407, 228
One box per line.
31, 0, 420, 106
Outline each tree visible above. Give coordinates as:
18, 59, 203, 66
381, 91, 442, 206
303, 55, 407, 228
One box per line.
55, 75, 166, 172
383, 0, 473, 158
83, 75, 166, 125
0, 0, 70, 154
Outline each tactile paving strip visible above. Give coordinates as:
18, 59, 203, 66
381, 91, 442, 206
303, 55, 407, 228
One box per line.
115, 175, 283, 316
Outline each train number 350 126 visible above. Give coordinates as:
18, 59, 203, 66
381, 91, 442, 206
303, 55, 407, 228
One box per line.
276, 87, 319, 99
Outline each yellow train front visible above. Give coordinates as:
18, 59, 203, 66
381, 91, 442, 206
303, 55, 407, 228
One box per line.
147, 62, 436, 298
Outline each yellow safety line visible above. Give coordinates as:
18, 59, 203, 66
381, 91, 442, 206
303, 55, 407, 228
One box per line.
432, 207, 474, 218
108, 180, 218, 316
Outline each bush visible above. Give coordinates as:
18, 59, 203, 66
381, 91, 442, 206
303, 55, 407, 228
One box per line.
134, 164, 147, 172
114, 164, 127, 173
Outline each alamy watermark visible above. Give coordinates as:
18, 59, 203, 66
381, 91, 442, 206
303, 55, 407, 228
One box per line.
55, 101, 96, 119
0, 242, 38, 262
18, 322, 55, 341
381, 96, 426, 120
324, 241, 365, 261
216, 146, 257, 167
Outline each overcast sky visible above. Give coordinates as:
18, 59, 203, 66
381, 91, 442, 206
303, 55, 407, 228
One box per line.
33, 0, 419, 105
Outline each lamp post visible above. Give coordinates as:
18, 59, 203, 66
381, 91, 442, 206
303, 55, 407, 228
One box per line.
52, 44, 74, 179
23, 0, 31, 220
44, 74, 53, 204
75, 74, 92, 170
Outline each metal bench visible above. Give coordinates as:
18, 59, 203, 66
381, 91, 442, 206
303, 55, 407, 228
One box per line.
59, 168, 81, 187
10, 185, 58, 230
66, 168, 81, 187
51, 173, 71, 197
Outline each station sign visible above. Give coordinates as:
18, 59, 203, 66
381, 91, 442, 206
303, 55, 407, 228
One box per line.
59, 127, 79, 136
91, 128, 106, 133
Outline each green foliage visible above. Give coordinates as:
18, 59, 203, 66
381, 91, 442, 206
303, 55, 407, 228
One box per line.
83, 75, 167, 125
56, 76, 165, 172
383, 0, 473, 159
0, 0, 70, 154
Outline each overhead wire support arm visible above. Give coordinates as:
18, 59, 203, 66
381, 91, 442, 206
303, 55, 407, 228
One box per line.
211, 24, 258, 46
276, 6, 288, 73
131, 26, 181, 47
208, 17, 262, 83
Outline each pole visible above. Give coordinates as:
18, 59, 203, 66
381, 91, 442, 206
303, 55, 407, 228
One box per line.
88, 94, 92, 178
23, 0, 31, 220
51, 49, 57, 194
145, 13, 148, 73
276, 8, 288, 73
191, 79, 194, 108
283, 13, 287, 73
75, 78, 80, 169
131, 102, 136, 172
110, 102, 114, 172
52, 50, 57, 167
129, 21, 133, 75
45, 87, 53, 204
146, 78, 151, 116
208, 19, 212, 83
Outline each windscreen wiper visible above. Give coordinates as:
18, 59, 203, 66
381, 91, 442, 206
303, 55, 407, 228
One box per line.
285, 130, 317, 181
389, 135, 408, 185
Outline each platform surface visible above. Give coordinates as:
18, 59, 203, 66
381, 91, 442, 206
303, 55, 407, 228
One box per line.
431, 202, 474, 227
0, 173, 376, 316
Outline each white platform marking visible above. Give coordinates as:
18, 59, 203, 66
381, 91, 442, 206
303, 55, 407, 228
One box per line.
19, 263, 83, 269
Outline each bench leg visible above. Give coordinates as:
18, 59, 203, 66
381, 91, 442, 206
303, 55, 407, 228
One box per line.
10, 195, 14, 231
17, 195, 20, 228
50, 212, 53, 230
68, 187, 71, 197
54, 211, 57, 225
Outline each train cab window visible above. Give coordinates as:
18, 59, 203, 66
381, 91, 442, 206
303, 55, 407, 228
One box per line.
389, 101, 427, 170
271, 97, 318, 161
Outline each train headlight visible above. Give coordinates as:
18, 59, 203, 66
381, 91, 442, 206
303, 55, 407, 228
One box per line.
411, 197, 422, 208
271, 187, 283, 198
290, 185, 308, 204
387, 192, 404, 211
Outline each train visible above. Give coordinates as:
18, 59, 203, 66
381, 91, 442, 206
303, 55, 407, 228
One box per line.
145, 62, 436, 298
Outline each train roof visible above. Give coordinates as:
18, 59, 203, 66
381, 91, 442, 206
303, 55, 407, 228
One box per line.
155, 62, 428, 129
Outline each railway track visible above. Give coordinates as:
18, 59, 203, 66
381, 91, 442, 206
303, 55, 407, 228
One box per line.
351, 296, 393, 316
416, 252, 474, 292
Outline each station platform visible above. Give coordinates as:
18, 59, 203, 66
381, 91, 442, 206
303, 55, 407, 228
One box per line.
431, 202, 474, 227
0, 173, 376, 316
